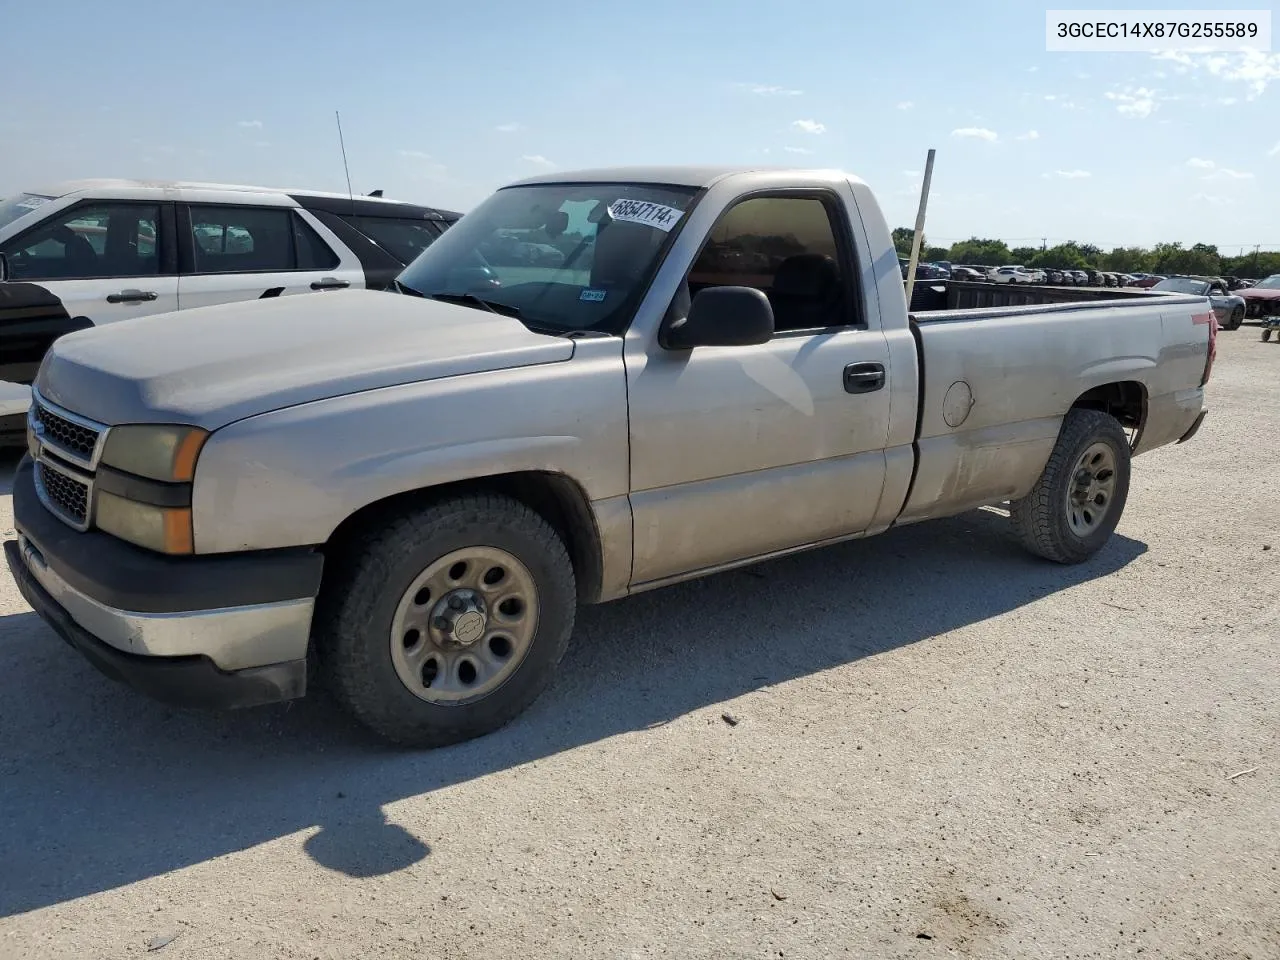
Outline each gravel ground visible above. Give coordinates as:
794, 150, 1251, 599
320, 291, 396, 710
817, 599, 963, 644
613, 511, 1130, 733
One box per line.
0, 331, 1275, 960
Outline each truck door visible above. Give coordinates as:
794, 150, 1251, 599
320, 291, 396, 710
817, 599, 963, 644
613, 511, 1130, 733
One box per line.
175, 203, 364, 310
624, 191, 893, 585
0, 200, 179, 326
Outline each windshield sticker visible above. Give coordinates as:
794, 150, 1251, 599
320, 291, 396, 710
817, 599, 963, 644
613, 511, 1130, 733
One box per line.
15, 196, 51, 211
607, 199, 683, 233
579, 288, 607, 303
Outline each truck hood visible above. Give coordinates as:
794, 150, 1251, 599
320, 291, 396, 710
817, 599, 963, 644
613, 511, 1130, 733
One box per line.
36, 289, 576, 429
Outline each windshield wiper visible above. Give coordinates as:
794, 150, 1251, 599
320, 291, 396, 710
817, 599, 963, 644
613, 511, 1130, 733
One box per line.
402, 286, 566, 336
427, 291, 522, 319
393, 279, 424, 298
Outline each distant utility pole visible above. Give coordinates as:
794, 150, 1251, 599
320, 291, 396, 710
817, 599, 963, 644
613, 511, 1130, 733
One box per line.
1041, 237, 1047, 251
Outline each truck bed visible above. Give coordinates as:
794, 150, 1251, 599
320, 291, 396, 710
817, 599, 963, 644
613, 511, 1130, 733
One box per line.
897, 294, 1211, 526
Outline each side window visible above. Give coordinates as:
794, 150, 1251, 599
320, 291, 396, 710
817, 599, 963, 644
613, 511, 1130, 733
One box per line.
685, 196, 854, 333
345, 215, 442, 265
0, 203, 160, 281
293, 214, 341, 270
188, 205, 294, 274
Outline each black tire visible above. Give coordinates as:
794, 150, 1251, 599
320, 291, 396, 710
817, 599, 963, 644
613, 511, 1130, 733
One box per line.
1264, 328, 1273, 342
1010, 408, 1132, 564
1227, 306, 1244, 331
314, 493, 576, 747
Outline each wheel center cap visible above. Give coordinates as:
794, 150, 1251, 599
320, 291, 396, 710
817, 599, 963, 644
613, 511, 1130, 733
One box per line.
453, 610, 485, 645
432, 590, 488, 648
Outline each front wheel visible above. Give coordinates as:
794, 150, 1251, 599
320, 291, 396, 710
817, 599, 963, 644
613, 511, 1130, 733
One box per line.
1227, 306, 1244, 331
1264, 327, 1273, 342
314, 494, 577, 747
1010, 409, 1132, 564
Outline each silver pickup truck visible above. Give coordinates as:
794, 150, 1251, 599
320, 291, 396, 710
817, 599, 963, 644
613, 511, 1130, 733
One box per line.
5, 165, 1215, 746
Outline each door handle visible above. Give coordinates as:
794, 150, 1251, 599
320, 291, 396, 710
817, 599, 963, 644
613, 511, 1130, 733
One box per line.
310, 277, 351, 291
844, 362, 886, 394
106, 289, 159, 304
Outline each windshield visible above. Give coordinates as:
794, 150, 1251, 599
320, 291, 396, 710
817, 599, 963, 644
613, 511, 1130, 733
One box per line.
0, 193, 55, 233
1153, 277, 1209, 295
395, 182, 699, 335
1253, 274, 1280, 290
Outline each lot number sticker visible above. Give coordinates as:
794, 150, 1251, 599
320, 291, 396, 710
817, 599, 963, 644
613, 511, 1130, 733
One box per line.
608, 199, 683, 232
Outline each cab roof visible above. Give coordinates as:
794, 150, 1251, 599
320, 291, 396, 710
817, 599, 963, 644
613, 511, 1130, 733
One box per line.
506, 164, 856, 190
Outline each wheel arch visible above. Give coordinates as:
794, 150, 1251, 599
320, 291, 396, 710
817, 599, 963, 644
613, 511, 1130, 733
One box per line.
1070, 380, 1148, 449
320, 470, 606, 605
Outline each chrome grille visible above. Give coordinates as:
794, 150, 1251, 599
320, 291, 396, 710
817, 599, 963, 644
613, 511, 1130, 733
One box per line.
29, 390, 107, 531
34, 459, 91, 530
34, 403, 101, 464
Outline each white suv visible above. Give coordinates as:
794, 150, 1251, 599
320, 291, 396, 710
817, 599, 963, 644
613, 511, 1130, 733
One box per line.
0, 180, 460, 383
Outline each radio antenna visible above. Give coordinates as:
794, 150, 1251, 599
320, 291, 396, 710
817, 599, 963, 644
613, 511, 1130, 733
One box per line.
335, 110, 354, 207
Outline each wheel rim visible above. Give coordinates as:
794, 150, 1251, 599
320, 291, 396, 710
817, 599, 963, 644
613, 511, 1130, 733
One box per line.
389, 546, 539, 704
1066, 441, 1118, 537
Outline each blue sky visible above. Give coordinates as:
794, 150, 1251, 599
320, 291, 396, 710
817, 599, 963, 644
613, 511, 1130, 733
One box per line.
2, 0, 1278, 251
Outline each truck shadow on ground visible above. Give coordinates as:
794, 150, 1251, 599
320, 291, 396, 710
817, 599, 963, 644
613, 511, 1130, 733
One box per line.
0, 494, 1147, 918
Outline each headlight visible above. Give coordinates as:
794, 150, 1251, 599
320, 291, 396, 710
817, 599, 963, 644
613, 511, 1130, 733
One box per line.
95, 491, 194, 555
99, 424, 208, 482
94, 423, 207, 554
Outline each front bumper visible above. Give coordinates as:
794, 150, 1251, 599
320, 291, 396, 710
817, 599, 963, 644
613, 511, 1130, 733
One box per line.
7, 456, 324, 709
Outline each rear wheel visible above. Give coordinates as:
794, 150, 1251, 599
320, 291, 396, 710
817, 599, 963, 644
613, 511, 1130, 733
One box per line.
1227, 306, 1244, 331
315, 493, 576, 747
1010, 408, 1132, 564
1264, 327, 1273, 342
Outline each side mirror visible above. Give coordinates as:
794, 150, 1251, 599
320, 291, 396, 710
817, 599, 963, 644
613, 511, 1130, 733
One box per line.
0, 252, 7, 283
661, 286, 774, 350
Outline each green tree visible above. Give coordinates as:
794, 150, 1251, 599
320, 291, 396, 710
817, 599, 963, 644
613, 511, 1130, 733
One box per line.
1101, 247, 1154, 272
892, 227, 921, 258
1152, 242, 1221, 276
947, 237, 1011, 266
1222, 251, 1280, 278
1030, 241, 1091, 270
923, 245, 950, 262
1010, 246, 1040, 264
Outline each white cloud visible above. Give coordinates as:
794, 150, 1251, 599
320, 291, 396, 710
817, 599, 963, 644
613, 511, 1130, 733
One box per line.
494, 122, 522, 133
792, 119, 826, 134
236, 120, 263, 129
1204, 167, 1254, 180
1015, 130, 1040, 141
1043, 94, 1057, 101
951, 127, 998, 141
902, 169, 920, 176
522, 154, 556, 168
783, 146, 813, 154
1027, 66, 1039, 73
1151, 49, 1280, 99
1052, 169, 1091, 179
1191, 193, 1233, 206
737, 83, 803, 96
398, 149, 432, 159
1270, 141, 1280, 157
1218, 97, 1239, 105
1105, 87, 1158, 118
1204, 49, 1280, 98
1187, 157, 1216, 169
896, 101, 914, 110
